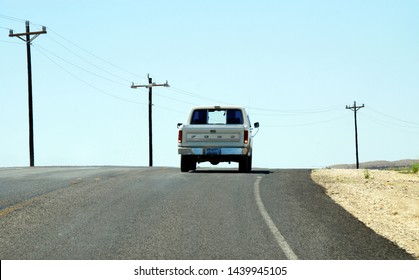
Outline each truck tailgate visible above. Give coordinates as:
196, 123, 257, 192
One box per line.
181, 125, 245, 147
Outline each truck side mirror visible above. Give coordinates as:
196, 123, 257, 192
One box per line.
177, 123, 183, 129
254, 122, 260, 128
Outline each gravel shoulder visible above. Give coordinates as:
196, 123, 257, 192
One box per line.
311, 169, 419, 259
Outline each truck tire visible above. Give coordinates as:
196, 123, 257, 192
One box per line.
181, 156, 196, 172
190, 159, 197, 171
239, 156, 252, 173
181, 155, 190, 172
247, 155, 252, 172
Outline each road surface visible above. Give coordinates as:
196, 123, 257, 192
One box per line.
0, 167, 414, 259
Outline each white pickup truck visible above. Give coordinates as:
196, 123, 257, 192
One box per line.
177, 106, 259, 172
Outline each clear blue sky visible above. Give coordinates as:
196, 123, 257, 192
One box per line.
1, 0, 418, 168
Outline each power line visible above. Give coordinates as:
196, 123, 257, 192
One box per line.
169, 86, 229, 105
0, 39, 24, 45
34, 46, 146, 105
247, 104, 344, 115
3, 16, 234, 109
47, 28, 148, 82
32, 43, 129, 87
368, 106, 419, 126
264, 114, 348, 128
45, 33, 134, 84
37, 27, 230, 109
153, 91, 199, 107
362, 111, 419, 134
170, 86, 345, 116
3, 15, 367, 128
153, 103, 186, 115
0, 14, 26, 23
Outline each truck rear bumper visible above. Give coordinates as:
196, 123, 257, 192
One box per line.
178, 147, 248, 156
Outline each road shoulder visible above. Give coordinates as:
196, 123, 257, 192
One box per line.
311, 169, 419, 259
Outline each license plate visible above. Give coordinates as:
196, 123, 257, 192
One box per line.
205, 148, 221, 155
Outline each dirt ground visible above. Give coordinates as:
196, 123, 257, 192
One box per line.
311, 169, 419, 259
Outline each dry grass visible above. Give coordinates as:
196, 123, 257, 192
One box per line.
311, 169, 419, 259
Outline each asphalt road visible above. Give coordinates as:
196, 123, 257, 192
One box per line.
0, 167, 414, 260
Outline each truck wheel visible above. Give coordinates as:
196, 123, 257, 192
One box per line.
239, 156, 252, 173
181, 156, 196, 172
247, 155, 252, 172
190, 159, 197, 171
181, 156, 189, 172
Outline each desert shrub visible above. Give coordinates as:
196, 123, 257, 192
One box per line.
364, 169, 370, 179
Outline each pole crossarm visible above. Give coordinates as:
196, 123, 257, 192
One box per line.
9, 24, 47, 43
9, 29, 47, 39
346, 103, 365, 111
131, 81, 169, 89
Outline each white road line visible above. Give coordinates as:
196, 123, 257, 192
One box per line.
254, 176, 299, 260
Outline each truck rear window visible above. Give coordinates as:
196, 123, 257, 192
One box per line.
191, 109, 243, 125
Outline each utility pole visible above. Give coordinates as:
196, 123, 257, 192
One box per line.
346, 101, 365, 169
131, 74, 169, 167
9, 21, 47, 167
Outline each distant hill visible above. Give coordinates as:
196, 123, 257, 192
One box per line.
330, 159, 419, 170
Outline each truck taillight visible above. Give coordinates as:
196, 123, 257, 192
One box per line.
244, 130, 249, 144
178, 130, 183, 143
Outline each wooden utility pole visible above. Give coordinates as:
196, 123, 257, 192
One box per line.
9, 21, 47, 167
346, 101, 365, 169
131, 74, 169, 167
